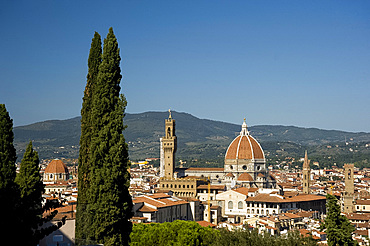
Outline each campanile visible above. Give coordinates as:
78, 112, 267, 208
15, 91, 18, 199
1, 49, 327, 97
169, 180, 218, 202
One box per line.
162, 110, 177, 179
302, 151, 310, 194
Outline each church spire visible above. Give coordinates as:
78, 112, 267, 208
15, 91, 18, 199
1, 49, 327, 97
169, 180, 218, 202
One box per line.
303, 150, 309, 169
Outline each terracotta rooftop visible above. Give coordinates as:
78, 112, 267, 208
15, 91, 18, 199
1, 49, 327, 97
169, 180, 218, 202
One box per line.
139, 205, 158, 212
45, 159, 68, 174
133, 195, 188, 210
246, 193, 326, 203
196, 220, 217, 228
226, 172, 235, 178
346, 213, 370, 221
237, 173, 253, 181
355, 199, 370, 205
233, 187, 257, 196
225, 135, 264, 160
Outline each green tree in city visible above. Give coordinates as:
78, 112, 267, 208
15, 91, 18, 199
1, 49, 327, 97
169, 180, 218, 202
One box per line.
0, 104, 20, 243
16, 141, 66, 245
76, 31, 102, 243
82, 27, 132, 246
0, 106, 65, 245
130, 220, 218, 246
320, 194, 357, 246
15, 141, 44, 244
212, 228, 317, 246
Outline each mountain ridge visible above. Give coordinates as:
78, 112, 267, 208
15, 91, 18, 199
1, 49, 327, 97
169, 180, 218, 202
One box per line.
13, 111, 370, 161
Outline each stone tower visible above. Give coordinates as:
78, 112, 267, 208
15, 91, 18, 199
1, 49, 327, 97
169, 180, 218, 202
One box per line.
343, 164, 354, 213
162, 110, 177, 179
302, 151, 310, 194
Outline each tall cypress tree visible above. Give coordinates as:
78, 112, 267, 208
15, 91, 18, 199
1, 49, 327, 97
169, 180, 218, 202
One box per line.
0, 104, 20, 240
76, 31, 102, 243
0, 104, 17, 195
320, 194, 356, 246
15, 141, 44, 245
89, 27, 132, 246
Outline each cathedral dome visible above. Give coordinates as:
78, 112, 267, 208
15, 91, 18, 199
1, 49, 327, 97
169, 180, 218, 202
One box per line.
225, 120, 265, 160
45, 159, 68, 174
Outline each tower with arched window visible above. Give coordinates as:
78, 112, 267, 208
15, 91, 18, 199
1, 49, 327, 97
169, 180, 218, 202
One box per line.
302, 151, 310, 194
162, 110, 177, 179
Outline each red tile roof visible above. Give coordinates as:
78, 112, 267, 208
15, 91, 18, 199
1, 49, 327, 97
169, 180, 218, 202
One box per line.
196, 220, 217, 228
238, 173, 254, 181
45, 159, 68, 174
225, 134, 264, 160
139, 205, 158, 212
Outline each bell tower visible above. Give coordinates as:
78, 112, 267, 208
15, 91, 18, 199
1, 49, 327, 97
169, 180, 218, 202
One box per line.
162, 110, 177, 179
343, 164, 354, 213
302, 151, 310, 194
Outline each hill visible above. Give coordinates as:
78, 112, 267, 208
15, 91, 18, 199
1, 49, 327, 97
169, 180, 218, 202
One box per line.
13, 111, 370, 166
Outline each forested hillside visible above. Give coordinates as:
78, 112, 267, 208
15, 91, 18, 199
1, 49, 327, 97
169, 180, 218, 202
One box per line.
13, 111, 370, 168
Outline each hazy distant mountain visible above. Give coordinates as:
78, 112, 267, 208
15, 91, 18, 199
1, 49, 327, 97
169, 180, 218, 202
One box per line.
13, 111, 370, 161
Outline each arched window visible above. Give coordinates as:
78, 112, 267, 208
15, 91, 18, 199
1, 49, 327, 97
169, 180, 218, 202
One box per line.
228, 201, 233, 209
247, 209, 250, 213
238, 201, 243, 209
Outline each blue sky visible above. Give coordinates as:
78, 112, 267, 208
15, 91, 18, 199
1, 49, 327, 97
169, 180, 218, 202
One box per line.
0, 1, 369, 132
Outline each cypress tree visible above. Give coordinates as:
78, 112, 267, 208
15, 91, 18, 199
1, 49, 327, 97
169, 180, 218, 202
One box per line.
76, 31, 102, 243
15, 141, 44, 245
89, 27, 132, 246
320, 194, 356, 246
0, 104, 20, 243
0, 104, 17, 194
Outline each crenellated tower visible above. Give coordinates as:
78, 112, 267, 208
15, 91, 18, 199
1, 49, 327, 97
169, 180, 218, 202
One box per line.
162, 110, 177, 179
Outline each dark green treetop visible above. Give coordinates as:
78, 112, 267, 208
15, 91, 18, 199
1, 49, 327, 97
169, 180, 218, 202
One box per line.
77, 27, 132, 246
320, 194, 357, 246
0, 104, 17, 191
15, 141, 45, 245
76, 31, 102, 243
0, 104, 20, 243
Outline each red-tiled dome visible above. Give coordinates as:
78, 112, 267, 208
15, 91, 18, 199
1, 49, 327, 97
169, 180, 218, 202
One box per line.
225, 120, 264, 160
45, 159, 68, 174
237, 173, 254, 181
